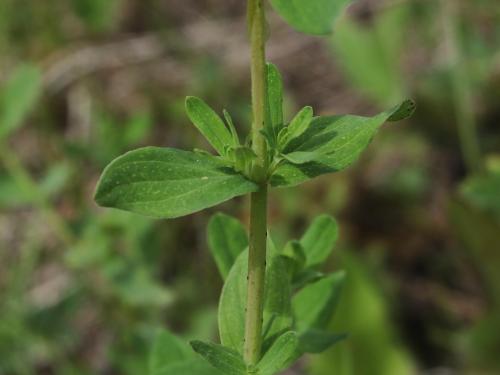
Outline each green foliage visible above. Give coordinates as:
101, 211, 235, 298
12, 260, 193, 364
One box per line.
185, 96, 235, 157
270, 0, 352, 35
218, 249, 292, 354
149, 331, 219, 375
94, 147, 258, 218
256, 331, 299, 374
293, 271, 345, 332
91, 1, 415, 373
270, 100, 416, 187
0, 64, 41, 140
300, 215, 338, 267
191, 340, 247, 375
331, 5, 409, 105
208, 213, 249, 279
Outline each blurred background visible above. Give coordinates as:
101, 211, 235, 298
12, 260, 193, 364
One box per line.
0, 0, 499, 374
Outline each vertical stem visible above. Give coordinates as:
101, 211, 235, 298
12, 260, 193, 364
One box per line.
442, 0, 482, 173
245, 0, 268, 366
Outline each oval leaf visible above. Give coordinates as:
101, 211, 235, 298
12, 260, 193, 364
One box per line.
293, 271, 346, 332
300, 215, 338, 267
207, 213, 248, 280
94, 147, 258, 218
270, 0, 352, 35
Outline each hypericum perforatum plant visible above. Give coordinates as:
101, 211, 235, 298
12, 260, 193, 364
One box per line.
94, 1, 415, 374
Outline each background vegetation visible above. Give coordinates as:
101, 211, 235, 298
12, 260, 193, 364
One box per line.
0, 0, 499, 374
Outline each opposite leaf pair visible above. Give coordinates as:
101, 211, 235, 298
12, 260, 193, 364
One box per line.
187, 213, 346, 374
94, 62, 414, 219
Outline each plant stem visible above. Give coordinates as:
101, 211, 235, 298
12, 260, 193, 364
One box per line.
245, 0, 268, 366
442, 0, 482, 173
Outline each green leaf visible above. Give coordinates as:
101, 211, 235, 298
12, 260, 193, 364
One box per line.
300, 215, 338, 267
223, 109, 240, 147
207, 213, 248, 280
298, 330, 347, 353
149, 330, 193, 374
190, 340, 246, 375
270, 0, 352, 35
256, 331, 299, 375
293, 271, 346, 332
218, 250, 292, 354
152, 360, 220, 375
94, 147, 258, 218
267, 62, 284, 132
281, 106, 313, 148
0, 64, 42, 139
282, 240, 306, 277
270, 100, 416, 187
281, 150, 323, 165
185, 96, 233, 156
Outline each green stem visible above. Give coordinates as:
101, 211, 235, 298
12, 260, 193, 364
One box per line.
0, 142, 74, 246
245, 0, 268, 366
442, 0, 482, 173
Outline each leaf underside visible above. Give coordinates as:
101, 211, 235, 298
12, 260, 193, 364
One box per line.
94, 147, 258, 218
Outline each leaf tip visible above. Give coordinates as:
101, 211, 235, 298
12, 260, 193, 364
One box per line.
387, 99, 416, 122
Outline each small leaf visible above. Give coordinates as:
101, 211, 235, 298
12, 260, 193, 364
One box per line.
293, 271, 346, 332
267, 62, 284, 131
282, 106, 313, 147
0, 64, 42, 139
231, 146, 257, 174
298, 330, 347, 353
223, 109, 240, 147
282, 240, 306, 277
190, 340, 246, 375
218, 251, 292, 354
185, 96, 233, 156
282, 150, 323, 165
270, 0, 352, 36
207, 213, 248, 280
300, 215, 338, 267
270, 100, 416, 187
149, 330, 193, 374
257, 331, 299, 375
94, 147, 258, 218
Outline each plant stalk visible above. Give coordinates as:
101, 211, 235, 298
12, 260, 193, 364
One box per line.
245, 0, 268, 366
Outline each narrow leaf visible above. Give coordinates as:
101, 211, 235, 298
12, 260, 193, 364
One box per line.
207, 213, 248, 280
223, 109, 240, 147
94, 147, 258, 218
190, 340, 246, 375
257, 331, 299, 375
0, 64, 42, 139
300, 215, 338, 267
270, 0, 352, 35
283, 106, 313, 146
270, 100, 416, 187
293, 271, 346, 332
267, 63, 284, 130
185, 96, 233, 156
